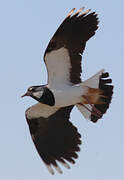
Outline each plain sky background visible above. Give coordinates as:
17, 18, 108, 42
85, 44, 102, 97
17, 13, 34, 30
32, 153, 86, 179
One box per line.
0, 0, 124, 179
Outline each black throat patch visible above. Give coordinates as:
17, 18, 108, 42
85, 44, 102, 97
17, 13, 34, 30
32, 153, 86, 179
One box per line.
38, 87, 55, 106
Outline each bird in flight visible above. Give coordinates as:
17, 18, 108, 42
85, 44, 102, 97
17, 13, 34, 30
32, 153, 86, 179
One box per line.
22, 7, 113, 175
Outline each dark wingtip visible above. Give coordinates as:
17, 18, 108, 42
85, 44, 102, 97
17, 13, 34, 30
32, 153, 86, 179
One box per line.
91, 72, 114, 122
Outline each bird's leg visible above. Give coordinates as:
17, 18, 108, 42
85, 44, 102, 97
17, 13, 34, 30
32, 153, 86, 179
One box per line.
79, 95, 102, 118
83, 96, 102, 116
79, 103, 102, 118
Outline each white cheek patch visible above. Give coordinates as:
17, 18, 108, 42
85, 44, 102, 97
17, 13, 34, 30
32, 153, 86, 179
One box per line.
33, 91, 43, 98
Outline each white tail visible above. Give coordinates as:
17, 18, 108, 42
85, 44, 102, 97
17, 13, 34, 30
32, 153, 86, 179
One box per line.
83, 69, 105, 88
76, 104, 92, 119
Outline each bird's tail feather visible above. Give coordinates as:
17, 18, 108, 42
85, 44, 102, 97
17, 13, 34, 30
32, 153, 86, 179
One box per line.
76, 69, 113, 122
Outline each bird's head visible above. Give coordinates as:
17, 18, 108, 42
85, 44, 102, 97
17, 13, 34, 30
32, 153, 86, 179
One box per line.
22, 85, 55, 106
21, 86, 44, 101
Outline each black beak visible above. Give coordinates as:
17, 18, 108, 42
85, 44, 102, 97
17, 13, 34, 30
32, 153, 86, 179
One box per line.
21, 91, 31, 98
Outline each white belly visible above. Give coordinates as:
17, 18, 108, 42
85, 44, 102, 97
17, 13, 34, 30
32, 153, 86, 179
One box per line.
50, 84, 88, 107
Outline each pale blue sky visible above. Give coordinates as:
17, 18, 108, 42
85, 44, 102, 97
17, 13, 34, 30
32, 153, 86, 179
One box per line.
0, 0, 124, 179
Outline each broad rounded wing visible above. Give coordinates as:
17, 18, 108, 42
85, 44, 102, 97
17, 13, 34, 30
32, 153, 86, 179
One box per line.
44, 8, 99, 86
26, 104, 81, 174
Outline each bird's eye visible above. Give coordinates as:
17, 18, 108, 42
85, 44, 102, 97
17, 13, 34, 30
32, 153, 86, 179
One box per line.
28, 87, 33, 91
